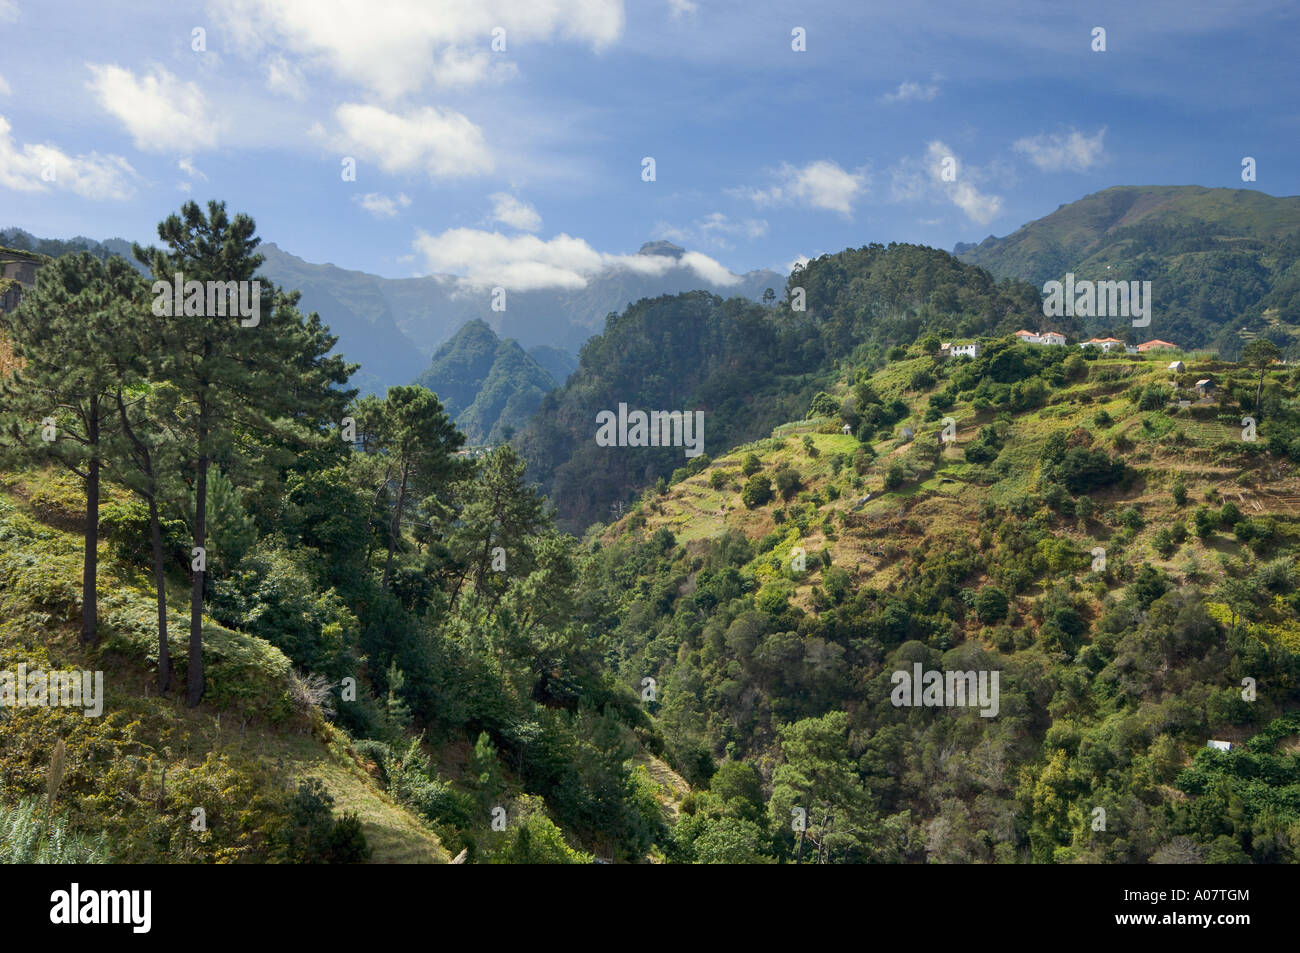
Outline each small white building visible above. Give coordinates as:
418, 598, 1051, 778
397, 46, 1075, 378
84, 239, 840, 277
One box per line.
949, 342, 980, 359
1207, 740, 1232, 752
1168, 360, 1185, 373
1014, 330, 1065, 346
1081, 337, 1125, 353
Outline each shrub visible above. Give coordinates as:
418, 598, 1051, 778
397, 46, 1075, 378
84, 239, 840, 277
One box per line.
741, 474, 773, 509
774, 467, 802, 501
974, 586, 1009, 623
741, 453, 762, 476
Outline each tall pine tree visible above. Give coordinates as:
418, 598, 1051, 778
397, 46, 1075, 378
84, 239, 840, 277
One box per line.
133, 201, 354, 705
0, 252, 142, 645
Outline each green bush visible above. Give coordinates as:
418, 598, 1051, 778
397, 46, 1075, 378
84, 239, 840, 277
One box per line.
742, 474, 773, 509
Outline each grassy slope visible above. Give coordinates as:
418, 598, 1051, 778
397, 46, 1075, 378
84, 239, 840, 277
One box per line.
0, 469, 448, 863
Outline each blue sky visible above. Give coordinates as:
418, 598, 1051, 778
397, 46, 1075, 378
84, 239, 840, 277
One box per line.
1, 0, 1297, 289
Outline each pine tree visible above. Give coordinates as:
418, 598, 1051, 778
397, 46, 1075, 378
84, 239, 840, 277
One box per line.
373, 385, 463, 592
0, 252, 142, 644
133, 201, 355, 706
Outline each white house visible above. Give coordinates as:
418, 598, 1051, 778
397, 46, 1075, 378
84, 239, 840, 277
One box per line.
1014, 330, 1065, 346
1168, 360, 1185, 373
949, 342, 980, 359
1207, 740, 1232, 752
1081, 337, 1125, 352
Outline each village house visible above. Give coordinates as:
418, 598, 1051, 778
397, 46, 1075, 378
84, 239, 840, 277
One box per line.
941, 341, 980, 359
1195, 378, 1215, 397
1168, 360, 1185, 373
1013, 329, 1066, 346
1080, 337, 1126, 352
1138, 339, 1179, 352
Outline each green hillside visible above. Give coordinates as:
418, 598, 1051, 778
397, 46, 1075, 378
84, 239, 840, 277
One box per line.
413, 319, 558, 444
955, 186, 1300, 358
517, 244, 1044, 531
579, 338, 1300, 863
0, 470, 449, 863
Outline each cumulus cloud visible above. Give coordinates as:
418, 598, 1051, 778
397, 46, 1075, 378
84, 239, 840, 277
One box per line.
413, 227, 741, 292
356, 191, 411, 218
87, 64, 224, 153
1013, 127, 1108, 172
266, 55, 307, 100
490, 192, 542, 231
0, 73, 10, 96
880, 79, 939, 104
0, 114, 135, 199
322, 103, 493, 179
735, 159, 868, 215
890, 140, 1003, 225
209, 0, 623, 98
656, 212, 767, 249
0, 1, 16, 23
667, 0, 698, 18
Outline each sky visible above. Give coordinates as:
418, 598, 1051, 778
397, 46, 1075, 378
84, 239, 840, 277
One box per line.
1, 0, 1297, 289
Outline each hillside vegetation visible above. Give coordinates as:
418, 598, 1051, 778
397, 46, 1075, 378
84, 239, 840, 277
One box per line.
579, 337, 1300, 862
955, 186, 1300, 358
413, 319, 557, 444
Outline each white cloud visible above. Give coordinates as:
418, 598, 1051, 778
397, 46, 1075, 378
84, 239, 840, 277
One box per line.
656, 212, 767, 249
736, 159, 868, 215
667, 0, 698, 19
0, 73, 10, 96
880, 79, 939, 104
86, 64, 224, 153
0, 114, 135, 200
266, 55, 307, 100
490, 192, 542, 231
323, 103, 493, 179
1013, 127, 1108, 172
178, 156, 207, 180
0, 1, 16, 23
413, 227, 741, 292
356, 191, 411, 218
209, 0, 623, 98
890, 141, 1003, 225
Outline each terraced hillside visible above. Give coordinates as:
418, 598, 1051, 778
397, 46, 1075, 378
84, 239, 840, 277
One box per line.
582, 338, 1300, 863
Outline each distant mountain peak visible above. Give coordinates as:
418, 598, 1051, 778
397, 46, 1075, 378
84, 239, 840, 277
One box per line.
638, 240, 685, 259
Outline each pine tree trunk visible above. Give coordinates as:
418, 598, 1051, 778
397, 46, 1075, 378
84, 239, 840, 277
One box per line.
149, 491, 170, 695
382, 457, 410, 592
187, 417, 208, 708
80, 405, 99, 645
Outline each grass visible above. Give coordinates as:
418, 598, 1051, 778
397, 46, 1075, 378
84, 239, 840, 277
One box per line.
0, 467, 449, 864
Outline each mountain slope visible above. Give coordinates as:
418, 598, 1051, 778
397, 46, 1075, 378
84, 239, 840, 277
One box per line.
955, 186, 1300, 357
582, 337, 1300, 863
517, 243, 1043, 531
413, 319, 557, 443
